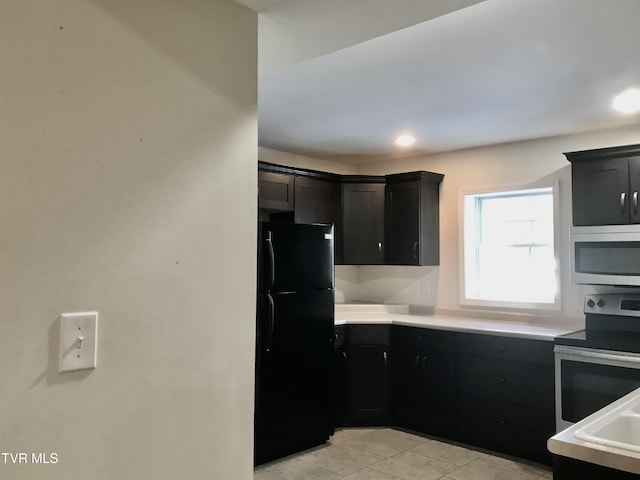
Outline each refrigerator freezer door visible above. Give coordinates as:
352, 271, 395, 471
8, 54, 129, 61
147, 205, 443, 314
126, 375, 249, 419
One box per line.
259, 222, 334, 293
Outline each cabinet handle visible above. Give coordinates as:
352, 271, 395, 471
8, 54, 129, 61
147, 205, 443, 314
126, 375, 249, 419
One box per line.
342, 351, 347, 360
621, 192, 627, 213
415, 355, 420, 371
634, 191, 639, 215
500, 377, 506, 384
383, 350, 388, 370
422, 356, 428, 377
378, 242, 382, 258
413, 241, 418, 260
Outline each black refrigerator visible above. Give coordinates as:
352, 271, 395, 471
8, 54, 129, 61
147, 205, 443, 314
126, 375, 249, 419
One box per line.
254, 222, 335, 466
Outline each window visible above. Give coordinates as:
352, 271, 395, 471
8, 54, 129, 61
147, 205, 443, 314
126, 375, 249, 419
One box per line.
462, 185, 560, 310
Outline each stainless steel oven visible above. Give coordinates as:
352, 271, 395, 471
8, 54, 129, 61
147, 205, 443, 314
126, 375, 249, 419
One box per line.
555, 345, 640, 431
554, 294, 640, 432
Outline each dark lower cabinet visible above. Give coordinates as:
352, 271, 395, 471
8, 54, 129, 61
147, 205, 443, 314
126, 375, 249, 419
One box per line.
344, 344, 390, 425
457, 395, 554, 464
336, 325, 391, 426
391, 326, 456, 437
553, 455, 640, 479
334, 326, 349, 426
456, 333, 555, 465
335, 324, 556, 466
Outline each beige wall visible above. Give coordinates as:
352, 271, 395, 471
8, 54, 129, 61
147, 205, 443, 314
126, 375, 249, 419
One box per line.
0, 1, 256, 479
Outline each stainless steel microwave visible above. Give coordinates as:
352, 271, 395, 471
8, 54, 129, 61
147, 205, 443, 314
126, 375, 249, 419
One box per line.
571, 225, 640, 286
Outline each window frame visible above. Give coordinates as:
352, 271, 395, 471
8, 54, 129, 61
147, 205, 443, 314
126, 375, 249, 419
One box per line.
459, 181, 562, 311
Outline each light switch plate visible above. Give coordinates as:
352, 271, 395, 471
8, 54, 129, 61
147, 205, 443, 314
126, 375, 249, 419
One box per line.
59, 311, 98, 373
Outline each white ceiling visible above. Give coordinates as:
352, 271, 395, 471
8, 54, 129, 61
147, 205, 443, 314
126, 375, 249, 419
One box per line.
241, 0, 640, 164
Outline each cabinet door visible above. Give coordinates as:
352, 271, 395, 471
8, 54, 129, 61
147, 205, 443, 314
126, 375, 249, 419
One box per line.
344, 344, 390, 425
294, 177, 340, 225
422, 348, 457, 437
572, 158, 629, 225
294, 177, 342, 262
385, 180, 420, 265
629, 156, 640, 224
258, 171, 294, 211
390, 337, 425, 431
390, 327, 456, 436
342, 183, 385, 264
458, 395, 554, 464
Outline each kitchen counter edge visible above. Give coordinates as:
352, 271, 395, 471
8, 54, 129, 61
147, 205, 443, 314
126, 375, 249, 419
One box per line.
548, 387, 640, 475
334, 313, 577, 341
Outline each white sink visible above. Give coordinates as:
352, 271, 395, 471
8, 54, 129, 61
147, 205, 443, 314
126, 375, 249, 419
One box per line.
575, 394, 640, 453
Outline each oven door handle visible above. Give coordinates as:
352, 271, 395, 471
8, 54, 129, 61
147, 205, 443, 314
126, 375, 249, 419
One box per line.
555, 345, 640, 365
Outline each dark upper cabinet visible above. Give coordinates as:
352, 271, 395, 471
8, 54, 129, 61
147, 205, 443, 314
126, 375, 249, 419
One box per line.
294, 176, 342, 262
258, 161, 340, 223
341, 179, 385, 265
294, 177, 340, 225
565, 144, 640, 226
258, 162, 443, 266
258, 170, 295, 211
385, 172, 443, 265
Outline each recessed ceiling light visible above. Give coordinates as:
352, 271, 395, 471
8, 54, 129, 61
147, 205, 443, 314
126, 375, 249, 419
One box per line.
612, 88, 640, 114
395, 134, 416, 146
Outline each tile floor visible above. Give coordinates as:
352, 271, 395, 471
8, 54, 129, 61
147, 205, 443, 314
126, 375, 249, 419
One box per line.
254, 428, 553, 480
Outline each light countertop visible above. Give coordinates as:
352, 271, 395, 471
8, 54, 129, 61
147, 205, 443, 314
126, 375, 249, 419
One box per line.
334, 303, 579, 340
549, 387, 640, 474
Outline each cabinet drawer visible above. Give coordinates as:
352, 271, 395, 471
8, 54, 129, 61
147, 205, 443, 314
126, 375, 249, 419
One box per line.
458, 394, 554, 464
458, 356, 554, 410
348, 324, 390, 345
457, 332, 554, 366
391, 325, 456, 352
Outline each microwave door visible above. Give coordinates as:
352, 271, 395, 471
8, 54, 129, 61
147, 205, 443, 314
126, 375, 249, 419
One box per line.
571, 229, 640, 286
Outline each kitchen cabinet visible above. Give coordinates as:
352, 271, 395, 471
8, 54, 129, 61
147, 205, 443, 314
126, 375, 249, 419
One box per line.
553, 456, 640, 480
258, 170, 294, 211
341, 179, 386, 265
565, 143, 640, 226
258, 161, 341, 228
456, 332, 555, 464
294, 176, 342, 262
258, 163, 444, 266
385, 172, 444, 265
294, 176, 340, 225
390, 326, 456, 437
333, 324, 556, 465
338, 324, 391, 426
333, 325, 348, 426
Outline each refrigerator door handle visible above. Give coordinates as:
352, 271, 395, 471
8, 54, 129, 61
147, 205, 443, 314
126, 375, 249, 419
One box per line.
266, 231, 275, 288
266, 293, 275, 352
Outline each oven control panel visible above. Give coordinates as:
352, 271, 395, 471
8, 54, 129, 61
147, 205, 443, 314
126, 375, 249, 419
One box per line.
585, 294, 640, 317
